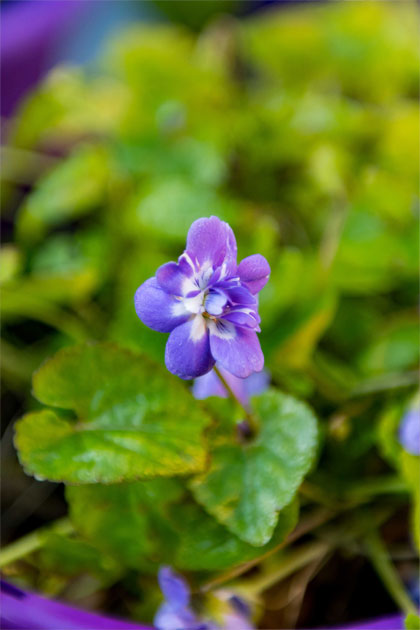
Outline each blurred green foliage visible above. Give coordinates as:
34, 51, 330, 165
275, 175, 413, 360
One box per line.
1, 1, 419, 625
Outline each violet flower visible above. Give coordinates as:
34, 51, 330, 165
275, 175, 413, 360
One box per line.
193, 364, 269, 407
399, 408, 420, 456
134, 216, 270, 380
154, 567, 253, 630
154, 567, 208, 630
0, 580, 148, 630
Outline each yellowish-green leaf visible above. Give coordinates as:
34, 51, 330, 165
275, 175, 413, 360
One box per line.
15, 343, 210, 483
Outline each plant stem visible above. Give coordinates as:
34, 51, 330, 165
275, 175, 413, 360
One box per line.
0, 517, 73, 568
365, 530, 417, 615
345, 476, 409, 502
300, 476, 410, 510
213, 366, 258, 435
201, 506, 333, 591
213, 365, 246, 411
236, 540, 330, 597
299, 481, 338, 508
201, 501, 400, 593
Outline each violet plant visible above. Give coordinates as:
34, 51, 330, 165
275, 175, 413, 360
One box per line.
4, 215, 419, 628
1, 3, 419, 628
8, 217, 319, 627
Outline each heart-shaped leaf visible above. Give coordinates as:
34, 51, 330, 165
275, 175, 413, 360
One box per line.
15, 343, 211, 483
174, 499, 298, 571
191, 389, 318, 546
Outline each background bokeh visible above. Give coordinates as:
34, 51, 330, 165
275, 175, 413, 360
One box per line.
1, 1, 419, 628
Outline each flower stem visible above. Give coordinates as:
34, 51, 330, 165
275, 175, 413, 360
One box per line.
236, 539, 330, 597
0, 517, 73, 568
365, 529, 417, 615
213, 366, 258, 436
201, 506, 333, 591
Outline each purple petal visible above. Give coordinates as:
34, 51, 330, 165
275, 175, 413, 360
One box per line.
193, 369, 229, 401
213, 277, 240, 291
399, 408, 420, 456
223, 612, 254, 630
209, 323, 264, 378
193, 366, 269, 406
154, 604, 202, 630
223, 307, 260, 330
165, 316, 215, 379
224, 285, 256, 306
158, 567, 190, 609
186, 216, 237, 275
237, 254, 270, 294
178, 252, 197, 277
0, 580, 147, 630
193, 366, 248, 406
156, 262, 194, 297
245, 370, 270, 397
155, 569, 210, 630
134, 278, 189, 333
330, 614, 405, 630
229, 595, 251, 619
205, 290, 227, 316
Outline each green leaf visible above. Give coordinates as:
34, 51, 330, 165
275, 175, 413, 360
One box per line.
16, 145, 109, 244
405, 613, 420, 630
377, 403, 405, 467
1, 283, 90, 340
132, 178, 235, 242
191, 389, 318, 546
257, 248, 306, 328
115, 137, 226, 187
1, 272, 98, 315
15, 343, 210, 483
66, 479, 182, 569
359, 315, 419, 376
332, 209, 411, 294
39, 532, 121, 582
0, 245, 22, 284
272, 292, 337, 369
108, 249, 168, 362
174, 499, 298, 571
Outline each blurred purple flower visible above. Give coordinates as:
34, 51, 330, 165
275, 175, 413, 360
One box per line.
399, 408, 420, 456
154, 568, 253, 630
329, 613, 405, 629
193, 365, 269, 407
0, 580, 148, 630
0, 1, 85, 116
135, 216, 270, 380
154, 567, 207, 630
